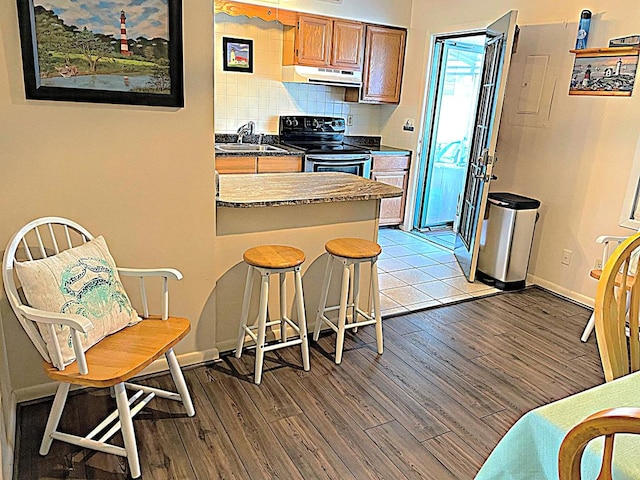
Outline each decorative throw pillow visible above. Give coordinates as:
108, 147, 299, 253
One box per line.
14, 236, 140, 367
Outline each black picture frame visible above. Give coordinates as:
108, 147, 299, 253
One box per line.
222, 37, 253, 73
16, 0, 184, 107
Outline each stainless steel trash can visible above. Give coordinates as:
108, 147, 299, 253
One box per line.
477, 192, 540, 291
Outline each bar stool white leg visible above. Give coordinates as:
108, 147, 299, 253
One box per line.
114, 382, 141, 479
335, 259, 351, 365
352, 262, 361, 332
236, 265, 254, 357
371, 259, 383, 355
581, 312, 595, 342
254, 272, 270, 385
294, 266, 310, 371
314, 255, 334, 341
280, 272, 287, 343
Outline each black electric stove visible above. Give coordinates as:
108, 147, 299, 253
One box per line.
279, 115, 372, 177
279, 115, 370, 155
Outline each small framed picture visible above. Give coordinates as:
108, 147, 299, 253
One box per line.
223, 37, 253, 73
16, 0, 184, 107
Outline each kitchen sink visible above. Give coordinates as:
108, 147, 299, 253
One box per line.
215, 143, 288, 153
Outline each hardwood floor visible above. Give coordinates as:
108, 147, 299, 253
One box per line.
14, 287, 604, 479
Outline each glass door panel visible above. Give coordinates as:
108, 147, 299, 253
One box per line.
414, 36, 485, 232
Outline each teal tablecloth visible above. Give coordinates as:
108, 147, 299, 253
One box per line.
475, 371, 640, 479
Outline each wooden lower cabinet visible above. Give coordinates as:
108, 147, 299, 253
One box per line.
371, 154, 410, 226
216, 155, 302, 174
215, 156, 256, 174
257, 155, 302, 173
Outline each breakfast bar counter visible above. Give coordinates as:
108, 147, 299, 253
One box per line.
216, 172, 403, 207
212, 172, 402, 353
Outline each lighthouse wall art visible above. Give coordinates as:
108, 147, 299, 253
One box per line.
569, 50, 638, 96
16, 0, 184, 106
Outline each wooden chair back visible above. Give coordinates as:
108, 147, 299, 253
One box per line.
594, 232, 640, 382
2, 217, 94, 364
559, 407, 640, 479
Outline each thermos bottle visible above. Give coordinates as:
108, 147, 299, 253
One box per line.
575, 10, 591, 49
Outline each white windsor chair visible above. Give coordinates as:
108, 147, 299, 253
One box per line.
2, 217, 195, 479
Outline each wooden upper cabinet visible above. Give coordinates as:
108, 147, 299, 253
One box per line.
285, 14, 364, 70
361, 25, 407, 104
331, 20, 365, 69
296, 15, 333, 66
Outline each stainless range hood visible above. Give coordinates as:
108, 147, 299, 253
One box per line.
282, 65, 362, 88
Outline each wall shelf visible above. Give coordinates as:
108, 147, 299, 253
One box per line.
569, 46, 639, 96
214, 0, 297, 26
569, 46, 639, 58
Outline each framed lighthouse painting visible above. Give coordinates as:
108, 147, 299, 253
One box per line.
16, 0, 184, 107
222, 37, 253, 73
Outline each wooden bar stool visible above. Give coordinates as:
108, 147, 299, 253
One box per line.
236, 245, 311, 384
313, 237, 383, 364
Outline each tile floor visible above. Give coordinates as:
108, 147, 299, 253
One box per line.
377, 227, 500, 317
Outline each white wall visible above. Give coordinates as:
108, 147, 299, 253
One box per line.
0, 0, 216, 471
0, 312, 10, 480
214, 14, 382, 135
392, 0, 640, 306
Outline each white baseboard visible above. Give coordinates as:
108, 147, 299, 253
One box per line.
526, 274, 593, 309
2, 391, 16, 480
13, 347, 220, 404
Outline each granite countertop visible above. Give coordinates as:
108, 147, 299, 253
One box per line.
344, 136, 411, 155
217, 172, 403, 208
214, 133, 304, 157
214, 144, 304, 157
214, 134, 409, 157
368, 145, 412, 155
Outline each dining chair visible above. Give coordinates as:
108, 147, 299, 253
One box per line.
580, 233, 637, 342
559, 407, 640, 479
593, 231, 640, 382
556, 232, 640, 478
2, 217, 195, 479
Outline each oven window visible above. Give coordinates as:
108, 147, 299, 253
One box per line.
314, 163, 362, 176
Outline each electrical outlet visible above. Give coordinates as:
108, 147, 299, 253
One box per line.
562, 249, 572, 266
346, 115, 353, 126
594, 258, 603, 270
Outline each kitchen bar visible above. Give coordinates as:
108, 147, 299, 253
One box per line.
213, 172, 402, 353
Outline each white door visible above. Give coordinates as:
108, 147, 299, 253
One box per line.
453, 10, 519, 281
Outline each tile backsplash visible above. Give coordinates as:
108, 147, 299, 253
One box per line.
214, 14, 382, 135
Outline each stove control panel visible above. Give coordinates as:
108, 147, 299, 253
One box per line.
280, 116, 346, 134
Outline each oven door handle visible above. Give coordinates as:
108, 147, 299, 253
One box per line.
305, 155, 371, 162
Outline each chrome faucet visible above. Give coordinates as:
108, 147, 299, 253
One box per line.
236, 121, 255, 143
